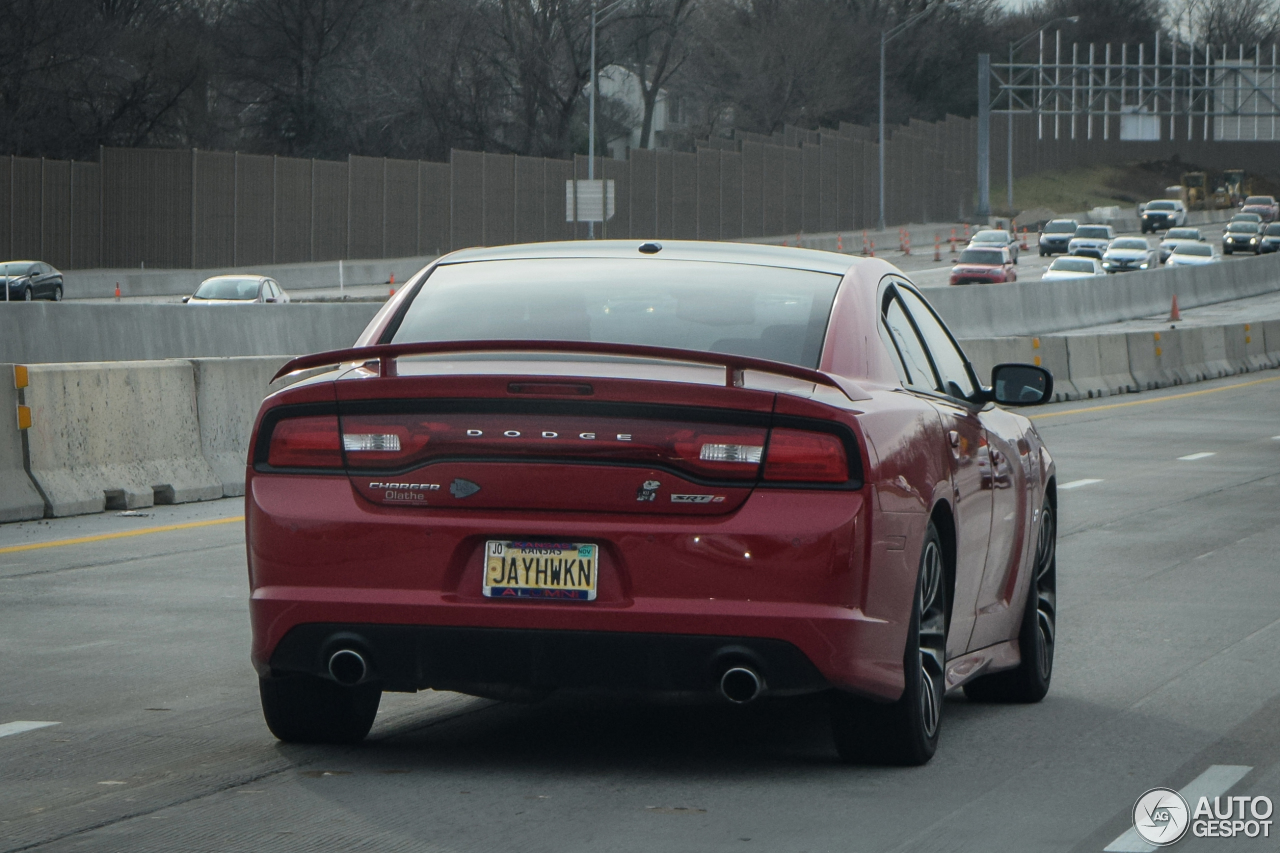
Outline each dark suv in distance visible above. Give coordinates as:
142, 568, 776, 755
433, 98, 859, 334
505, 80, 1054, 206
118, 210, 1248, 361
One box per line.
2, 261, 63, 301
1038, 219, 1079, 256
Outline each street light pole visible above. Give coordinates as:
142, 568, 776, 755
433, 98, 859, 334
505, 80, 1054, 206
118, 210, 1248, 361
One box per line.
878, 3, 953, 232
588, 0, 598, 239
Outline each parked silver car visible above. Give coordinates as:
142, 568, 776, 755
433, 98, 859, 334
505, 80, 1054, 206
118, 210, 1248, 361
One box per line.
184, 275, 290, 304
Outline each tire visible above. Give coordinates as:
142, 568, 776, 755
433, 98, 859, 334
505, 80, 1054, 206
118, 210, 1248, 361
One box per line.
1225, 248, 1233, 255
22, 287, 31, 301
963, 499, 1056, 703
52, 285, 62, 302
832, 523, 947, 765
259, 674, 381, 744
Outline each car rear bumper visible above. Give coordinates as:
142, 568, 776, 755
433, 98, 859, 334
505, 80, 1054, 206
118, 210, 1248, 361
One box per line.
248, 474, 908, 702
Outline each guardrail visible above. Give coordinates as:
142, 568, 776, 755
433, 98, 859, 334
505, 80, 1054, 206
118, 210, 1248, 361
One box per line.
3, 321, 1279, 521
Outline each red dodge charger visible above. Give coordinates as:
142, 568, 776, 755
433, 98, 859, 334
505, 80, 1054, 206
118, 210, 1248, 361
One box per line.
247, 241, 1058, 765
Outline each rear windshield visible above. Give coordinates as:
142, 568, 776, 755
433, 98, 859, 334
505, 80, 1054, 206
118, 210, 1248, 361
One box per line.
1110, 238, 1148, 250
1044, 221, 1076, 233
1165, 229, 1199, 240
957, 249, 1004, 265
1176, 243, 1213, 256
1075, 226, 1110, 238
1227, 222, 1259, 233
1049, 258, 1094, 272
1245, 197, 1273, 205
389, 258, 842, 368
194, 277, 261, 299
1146, 201, 1176, 210
971, 231, 1008, 243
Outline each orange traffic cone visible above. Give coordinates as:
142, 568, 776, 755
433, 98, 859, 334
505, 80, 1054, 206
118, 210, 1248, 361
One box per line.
902, 232, 911, 255
389, 273, 395, 286
963, 223, 971, 240
934, 234, 942, 262
1020, 228, 1030, 251
949, 228, 957, 254
869, 239, 876, 258
1169, 294, 1181, 322
390, 287, 396, 296
781, 239, 788, 247
837, 233, 844, 252
114, 282, 120, 300
861, 231, 869, 256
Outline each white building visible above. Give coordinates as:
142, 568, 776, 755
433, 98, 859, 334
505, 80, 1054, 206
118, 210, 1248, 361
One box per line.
594, 65, 690, 158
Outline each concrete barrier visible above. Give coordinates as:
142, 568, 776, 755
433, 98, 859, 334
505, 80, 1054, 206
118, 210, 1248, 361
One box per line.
1062, 335, 1137, 399
959, 335, 1078, 401
64, 255, 436, 300
24, 361, 223, 516
1263, 320, 1280, 368
0, 302, 380, 364
191, 357, 293, 496
0, 364, 45, 521
1224, 322, 1275, 372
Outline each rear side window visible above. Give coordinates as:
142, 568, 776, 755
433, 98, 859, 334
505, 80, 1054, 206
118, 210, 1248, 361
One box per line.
1076, 226, 1110, 239
894, 286, 976, 400
883, 298, 937, 392
1147, 201, 1176, 210
1050, 258, 1094, 272
1044, 221, 1076, 233
388, 258, 842, 369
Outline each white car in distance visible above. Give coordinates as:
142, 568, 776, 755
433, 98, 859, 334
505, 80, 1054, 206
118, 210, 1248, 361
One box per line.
1101, 237, 1157, 273
1041, 256, 1106, 280
1158, 228, 1206, 263
1068, 224, 1115, 258
968, 229, 1019, 263
1167, 242, 1220, 266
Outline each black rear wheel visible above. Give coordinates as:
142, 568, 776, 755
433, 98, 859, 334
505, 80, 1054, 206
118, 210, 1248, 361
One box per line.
259, 674, 381, 744
52, 285, 62, 302
964, 500, 1056, 703
832, 523, 947, 765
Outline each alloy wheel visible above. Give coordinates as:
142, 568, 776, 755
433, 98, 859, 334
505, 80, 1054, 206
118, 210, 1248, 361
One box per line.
917, 540, 946, 738
1033, 506, 1057, 679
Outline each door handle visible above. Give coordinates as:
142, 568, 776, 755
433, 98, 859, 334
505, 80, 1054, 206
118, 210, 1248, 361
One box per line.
949, 430, 960, 448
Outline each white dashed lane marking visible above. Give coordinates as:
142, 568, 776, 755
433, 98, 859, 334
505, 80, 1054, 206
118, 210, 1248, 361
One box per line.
1060, 479, 1104, 490
1103, 765, 1252, 852
0, 721, 60, 739
1178, 452, 1216, 461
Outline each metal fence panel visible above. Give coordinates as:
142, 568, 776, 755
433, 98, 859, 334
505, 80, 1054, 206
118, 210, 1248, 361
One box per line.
12, 158, 41, 262
483, 153, 515, 246
671, 152, 697, 239
602, 157, 629, 239
762, 144, 784, 237
311, 158, 348, 262
862, 141, 876, 233
720, 150, 743, 240
234, 153, 274, 267
783, 147, 803, 236
655, 150, 673, 239
802, 144, 820, 234
628, 149, 657, 239
543, 158, 572, 242
696, 148, 720, 239
513, 155, 544, 243
819, 135, 838, 232
419, 162, 450, 256
193, 150, 234, 268
102, 149, 191, 268
450, 149, 484, 250
274, 156, 312, 264
41, 158, 72, 271
740, 141, 763, 239
71, 161, 101, 269
0, 158, 11, 261
348, 155, 384, 259
384, 158, 418, 259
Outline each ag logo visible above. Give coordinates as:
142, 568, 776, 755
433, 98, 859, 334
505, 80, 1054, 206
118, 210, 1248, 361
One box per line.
450, 478, 481, 499
1133, 788, 1190, 846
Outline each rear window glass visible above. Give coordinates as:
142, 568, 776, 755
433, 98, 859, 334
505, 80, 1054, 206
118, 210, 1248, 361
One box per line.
1049, 258, 1094, 272
1075, 226, 1110, 238
1044, 221, 1076, 233
1166, 229, 1199, 239
389, 258, 842, 369
1227, 222, 1258, 233
1146, 201, 1176, 210
194, 277, 261, 299
1176, 243, 1213, 256
971, 231, 1008, 243
958, 249, 1004, 265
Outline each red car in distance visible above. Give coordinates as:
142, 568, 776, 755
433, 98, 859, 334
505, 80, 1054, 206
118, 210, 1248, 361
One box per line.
949, 247, 1017, 285
247, 241, 1058, 765
1240, 195, 1279, 222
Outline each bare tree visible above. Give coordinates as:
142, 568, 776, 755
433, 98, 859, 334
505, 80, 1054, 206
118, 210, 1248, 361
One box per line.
618, 0, 696, 148
1188, 0, 1280, 45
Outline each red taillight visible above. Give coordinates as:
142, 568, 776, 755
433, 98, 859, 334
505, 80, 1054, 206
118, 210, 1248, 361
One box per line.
267, 415, 343, 468
763, 428, 849, 483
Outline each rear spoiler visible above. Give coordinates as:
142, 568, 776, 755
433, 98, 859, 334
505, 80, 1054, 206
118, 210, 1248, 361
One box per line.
272, 339, 871, 401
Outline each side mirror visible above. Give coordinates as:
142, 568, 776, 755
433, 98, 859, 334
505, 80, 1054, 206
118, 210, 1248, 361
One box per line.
264, 297, 277, 303
181, 296, 190, 303
989, 363, 1053, 406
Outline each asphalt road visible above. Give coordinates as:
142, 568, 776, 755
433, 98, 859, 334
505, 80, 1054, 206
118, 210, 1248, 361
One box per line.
3, 371, 1280, 852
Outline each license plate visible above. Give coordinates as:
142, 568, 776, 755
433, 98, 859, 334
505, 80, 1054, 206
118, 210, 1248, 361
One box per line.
484, 540, 598, 601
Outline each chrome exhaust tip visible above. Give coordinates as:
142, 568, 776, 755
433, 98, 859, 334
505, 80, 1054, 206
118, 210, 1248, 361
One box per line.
719, 666, 763, 704
328, 649, 368, 686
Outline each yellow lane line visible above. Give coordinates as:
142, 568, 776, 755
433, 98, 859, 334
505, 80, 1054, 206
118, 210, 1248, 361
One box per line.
1032, 374, 1280, 420
0, 516, 244, 555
